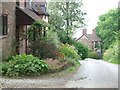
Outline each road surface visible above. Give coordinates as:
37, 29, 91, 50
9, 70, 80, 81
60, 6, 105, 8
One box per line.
65, 59, 119, 88
1, 59, 119, 88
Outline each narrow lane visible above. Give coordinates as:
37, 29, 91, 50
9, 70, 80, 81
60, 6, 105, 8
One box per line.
65, 59, 118, 88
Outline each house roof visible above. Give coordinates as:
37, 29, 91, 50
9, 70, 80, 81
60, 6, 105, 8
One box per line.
86, 34, 101, 42
16, 6, 49, 26
77, 34, 101, 42
17, 6, 42, 20
31, 2, 49, 16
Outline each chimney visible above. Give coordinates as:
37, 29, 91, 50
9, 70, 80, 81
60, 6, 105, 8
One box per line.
92, 28, 96, 34
83, 29, 87, 35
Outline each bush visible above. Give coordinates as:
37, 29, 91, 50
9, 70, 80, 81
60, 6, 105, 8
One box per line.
103, 41, 119, 64
59, 44, 81, 65
28, 29, 61, 59
28, 40, 58, 59
74, 42, 88, 60
88, 50, 100, 59
2, 54, 49, 77
103, 48, 112, 61
60, 37, 89, 60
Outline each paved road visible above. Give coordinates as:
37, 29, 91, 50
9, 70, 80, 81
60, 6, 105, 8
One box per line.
65, 59, 119, 88
2, 59, 119, 88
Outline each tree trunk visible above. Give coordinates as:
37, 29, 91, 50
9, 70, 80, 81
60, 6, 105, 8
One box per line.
66, 2, 69, 40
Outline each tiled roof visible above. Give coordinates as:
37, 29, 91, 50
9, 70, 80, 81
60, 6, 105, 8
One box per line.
77, 34, 101, 42
31, 2, 49, 16
86, 34, 101, 42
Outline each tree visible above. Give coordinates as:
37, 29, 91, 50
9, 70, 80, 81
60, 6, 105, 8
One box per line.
96, 9, 118, 51
47, 1, 86, 43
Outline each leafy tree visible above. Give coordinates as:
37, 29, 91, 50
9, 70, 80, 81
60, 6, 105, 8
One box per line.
47, 1, 86, 43
96, 9, 118, 51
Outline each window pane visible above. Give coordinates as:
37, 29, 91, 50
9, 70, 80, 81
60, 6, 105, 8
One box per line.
0, 14, 2, 35
2, 14, 8, 35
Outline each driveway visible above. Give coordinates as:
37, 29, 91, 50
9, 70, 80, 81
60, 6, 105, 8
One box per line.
1, 59, 119, 88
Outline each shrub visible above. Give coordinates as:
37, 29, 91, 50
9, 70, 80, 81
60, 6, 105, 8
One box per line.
28, 40, 58, 59
88, 50, 100, 59
73, 42, 88, 60
103, 48, 113, 61
2, 54, 49, 77
59, 44, 81, 65
103, 41, 119, 64
59, 37, 89, 60
27, 29, 61, 59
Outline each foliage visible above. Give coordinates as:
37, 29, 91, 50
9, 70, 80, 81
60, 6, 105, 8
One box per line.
103, 48, 113, 61
59, 37, 89, 60
46, 30, 61, 49
74, 42, 88, 60
28, 40, 58, 59
96, 8, 118, 51
57, 36, 76, 45
88, 50, 100, 59
60, 37, 89, 60
48, 1, 86, 42
27, 20, 61, 59
103, 41, 119, 64
96, 8, 119, 64
2, 54, 49, 77
27, 21, 48, 42
59, 44, 81, 65
28, 29, 61, 59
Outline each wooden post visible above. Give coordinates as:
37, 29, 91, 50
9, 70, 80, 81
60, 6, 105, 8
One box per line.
16, 25, 20, 54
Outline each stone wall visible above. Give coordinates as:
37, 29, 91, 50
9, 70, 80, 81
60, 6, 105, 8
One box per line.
0, 2, 2, 60
0, 2, 16, 60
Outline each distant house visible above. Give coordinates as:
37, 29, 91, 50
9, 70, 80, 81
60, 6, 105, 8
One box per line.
0, 0, 49, 60
77, 29, 101, 52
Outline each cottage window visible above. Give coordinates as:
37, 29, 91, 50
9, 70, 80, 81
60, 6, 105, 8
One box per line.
2, 14, 8, 35
16, 1, 20, 6
0, 14, 2, 35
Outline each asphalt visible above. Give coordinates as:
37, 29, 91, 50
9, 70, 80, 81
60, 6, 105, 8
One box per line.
1, 59, 119, 88
65, 59, 119, 88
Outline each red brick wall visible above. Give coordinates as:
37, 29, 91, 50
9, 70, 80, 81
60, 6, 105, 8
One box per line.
78, 35, 93, 49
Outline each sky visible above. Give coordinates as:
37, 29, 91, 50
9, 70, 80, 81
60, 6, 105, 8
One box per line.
74, 0, 119, 39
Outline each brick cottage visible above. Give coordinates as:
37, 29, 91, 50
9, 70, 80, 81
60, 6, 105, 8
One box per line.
0, 0, 49, 60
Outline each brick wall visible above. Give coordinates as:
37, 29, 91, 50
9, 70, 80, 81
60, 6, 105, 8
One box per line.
78, 35, 93, 49
0, 2, 16, 60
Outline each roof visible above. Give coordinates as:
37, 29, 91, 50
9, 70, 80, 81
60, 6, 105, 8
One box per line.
77, 34, 101, 42
16, 6, 42, 21
86, 34, 101, 42
16, 6, 49, 26
31, 2, 49, 16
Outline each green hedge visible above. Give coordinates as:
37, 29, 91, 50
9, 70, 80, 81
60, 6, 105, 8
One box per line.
103, 41, 119, 64
88, 50, 100, 59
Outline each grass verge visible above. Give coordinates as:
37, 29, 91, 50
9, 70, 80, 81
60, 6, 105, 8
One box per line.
49, 62, 80, 77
